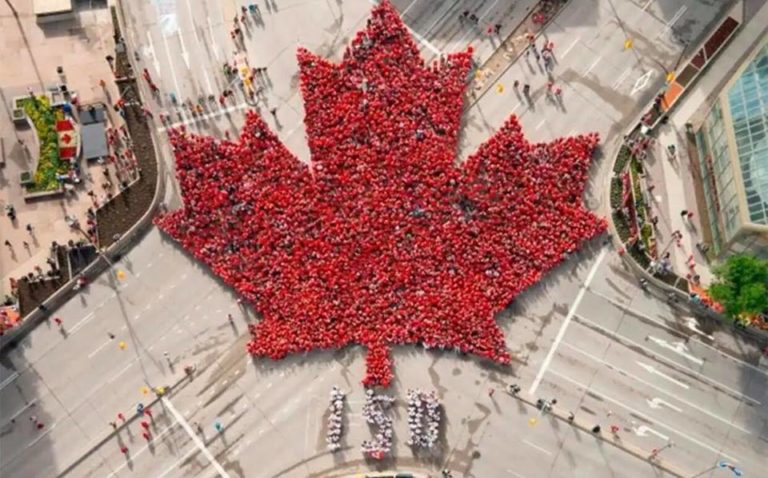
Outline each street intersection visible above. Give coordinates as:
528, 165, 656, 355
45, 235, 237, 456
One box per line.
1, 0, 766, 477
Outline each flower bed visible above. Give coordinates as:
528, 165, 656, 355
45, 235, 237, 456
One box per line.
19, 96, 69, 192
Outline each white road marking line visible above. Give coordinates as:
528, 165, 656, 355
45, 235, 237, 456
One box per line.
647, 336, 704, 365
549, 368, 742, 462
366, 0, 441, 55
642, 0, 656, 12
634, 424, 668, 441
207, 17, 220, 60
506, 471, 528, 478
656, 5, 687, 40
630, 70, 654, 96
529, 248, 607, 395
87, 340, 112, 359
635, 361, 689, 389
683, 317, 714, 341
563, 343, 751, 433
535, 119, 546, 130
590, 289, 768, 381
401, 0, 421, 17
0, 372, 19, 392
575, 313, 761, 405
612, 66, 632, 90
646, 397, 682, 413
69, 312, 95, 334
147, 30, 161, 77
522, 439, 552, 456
408, 24, 441, 55
108, 362, 134, 383
26, 420, 58, 449
184, 0, 199, 42
583, 56, 602, 76
202, 69, 214, 95
162, 33, 183, 100
162, 397, 232, 478
561, 36, 580, 59
177, 29, 190, 68
1, 399, 37, 428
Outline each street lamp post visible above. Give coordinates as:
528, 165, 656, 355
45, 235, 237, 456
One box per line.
648, 439, 674, 459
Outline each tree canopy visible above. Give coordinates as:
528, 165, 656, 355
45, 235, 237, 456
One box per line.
708, 254, 768, 320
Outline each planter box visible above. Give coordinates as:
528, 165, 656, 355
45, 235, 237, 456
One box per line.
12, 108, 26, 124
19, 171, 34, 186
23, 185, 65, 201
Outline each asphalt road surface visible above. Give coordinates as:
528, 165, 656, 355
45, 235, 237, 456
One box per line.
2, 0, 766, 477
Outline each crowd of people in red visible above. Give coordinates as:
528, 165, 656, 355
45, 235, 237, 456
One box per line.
155, 1, 605, 387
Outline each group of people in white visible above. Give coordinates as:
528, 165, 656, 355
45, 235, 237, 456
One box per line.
361, 389, 396, 459
406, 389, 441, 449
326, 386, 442, 458
326, 386, 346, 452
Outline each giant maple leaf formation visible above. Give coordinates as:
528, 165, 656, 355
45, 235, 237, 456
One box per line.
155, 1, 606, 386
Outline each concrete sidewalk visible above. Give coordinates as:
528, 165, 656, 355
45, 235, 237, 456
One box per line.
643, 0, 768, 286
0, 2, 125, 300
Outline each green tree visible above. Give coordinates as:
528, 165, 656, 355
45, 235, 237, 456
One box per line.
708, 254, 768, 320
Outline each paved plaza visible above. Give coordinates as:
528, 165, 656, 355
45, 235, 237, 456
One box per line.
0, 0, 132, 299
1, 0, 767, 477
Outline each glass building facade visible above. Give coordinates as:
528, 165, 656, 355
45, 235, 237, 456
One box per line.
695, 41, 768, 257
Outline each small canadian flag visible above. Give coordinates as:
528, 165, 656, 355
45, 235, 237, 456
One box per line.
56, 119, 78, 160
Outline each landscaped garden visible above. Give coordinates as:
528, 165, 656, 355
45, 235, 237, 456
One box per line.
17, 95, 69, 192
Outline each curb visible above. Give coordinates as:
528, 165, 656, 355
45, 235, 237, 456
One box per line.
512, 391, 687, 477
604, 99, 768, 348
0, 1, 165, 353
